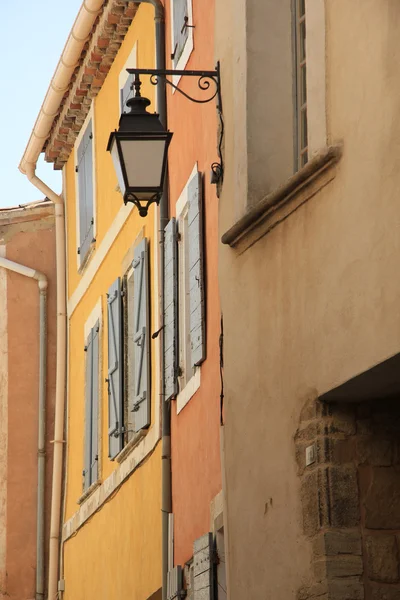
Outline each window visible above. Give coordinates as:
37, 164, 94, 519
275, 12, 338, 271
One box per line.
76, 118, 95, 265
294, 0, 308, 169
170, 0, 193, 72
107, 237, 151, 460
83, 320, 100, 491
164, 168, 205, 411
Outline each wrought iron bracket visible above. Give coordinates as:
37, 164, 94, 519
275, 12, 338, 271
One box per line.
127, 63, 224, 184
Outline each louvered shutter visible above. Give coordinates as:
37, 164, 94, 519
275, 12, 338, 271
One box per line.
173, 0, 189, 67
83, 328, 94, 490
77, 120, 94, 261
132, 238, 150, 431
167, 566, 184, 600
120, 74, 134, 113
164, 219, 178, 401
90, 321, 100, 483
107, 278, 123, 459
188, 173, 206, 367
193, 533, 215, 600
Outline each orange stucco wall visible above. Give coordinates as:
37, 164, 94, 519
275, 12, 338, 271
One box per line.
165, 0, 223, 565
1, 206, 56, 600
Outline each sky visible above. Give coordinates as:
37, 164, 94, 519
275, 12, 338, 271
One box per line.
1, 0, 83, 208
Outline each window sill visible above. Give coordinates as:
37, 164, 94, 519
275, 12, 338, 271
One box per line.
78, 240, 96, 275
115, 429, 147, 464
221, 145, 342, 252
77, 479, 101, 506
177, 367, 201, 414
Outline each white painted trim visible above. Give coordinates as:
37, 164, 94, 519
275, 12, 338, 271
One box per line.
67, 202, 134, 316
177, 367, 201, 414
0, 245, 7, 590
119, 42, 138, 113
175, 163, 201, 414
75, 105, 97, 270
305, 0, 327, 157
170, 0, 194, 87
84, 298, 102, 340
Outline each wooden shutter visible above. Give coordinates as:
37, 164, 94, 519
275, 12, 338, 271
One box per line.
188, 172, 206, 367
164, 218, 178, 401
90, 321, 100, 483
193, 533, 215, 600
132, 238, 150, 431
173, 0, 189, 67
120, 74, 134, 113
107, 278, 123, 459
83, 328, 94, 490
77, 120, 94, 261
167, 566, 184, 600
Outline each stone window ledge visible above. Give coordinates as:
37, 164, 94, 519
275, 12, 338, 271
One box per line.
77, 479, 101, 506
221, 145, 342, 252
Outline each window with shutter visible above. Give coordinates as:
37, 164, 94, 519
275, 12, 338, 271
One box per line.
107, 278, 124, 459
83, 320, 100, 490
170, 0, 193, 72
172, 167, 204, 413
132, 238, 151, 431
119, 42, 137, 115
164, 218, 179, 402
76, 119, 94, 264
120, 73, 134, 114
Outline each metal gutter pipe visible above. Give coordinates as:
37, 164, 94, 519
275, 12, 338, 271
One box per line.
18, 3, 105, 598
24, 166, 67, 600
0, 257, 48, 600
135, 3, 171, 598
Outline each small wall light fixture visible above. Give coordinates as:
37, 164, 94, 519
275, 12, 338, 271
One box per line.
106, 75, 172, 217
107, 64, 223, 218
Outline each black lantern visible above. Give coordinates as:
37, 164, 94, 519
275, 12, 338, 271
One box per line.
107, 75, 172, 217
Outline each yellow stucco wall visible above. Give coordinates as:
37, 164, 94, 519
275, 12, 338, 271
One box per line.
62, 5, 161, 599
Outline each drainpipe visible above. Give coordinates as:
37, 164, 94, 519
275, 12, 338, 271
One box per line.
136, 2, 171, 598
0, 257, 48, 600
24, 166, 67, 600
147, 4, 171, 599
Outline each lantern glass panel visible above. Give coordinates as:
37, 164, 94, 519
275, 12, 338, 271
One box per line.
110, 138, 126, 196
121, 138, 166, 190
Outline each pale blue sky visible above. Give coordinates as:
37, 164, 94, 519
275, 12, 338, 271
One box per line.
1, 0, 83, 207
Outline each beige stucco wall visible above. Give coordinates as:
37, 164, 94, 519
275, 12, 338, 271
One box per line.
0, 203, 56, 600
217, 0, 400, 597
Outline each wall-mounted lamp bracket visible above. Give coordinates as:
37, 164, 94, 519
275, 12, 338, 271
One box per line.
127, 63, 224, 184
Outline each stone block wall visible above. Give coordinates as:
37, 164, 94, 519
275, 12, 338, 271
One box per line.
296, 397, 400, 600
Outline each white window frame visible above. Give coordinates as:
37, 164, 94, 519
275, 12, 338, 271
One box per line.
176, 164, 201, 414
119, 42, 138, 114
82, 299, 102, 493
170, 0, 194, 87
75, 106, 97, 271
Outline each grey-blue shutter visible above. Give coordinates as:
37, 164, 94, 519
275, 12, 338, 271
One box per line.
188, 172, 206, 367
173, 0, 189, 67
77, 120, 94, 261
164, 218, 178, 401
83, 328, 93, 490
90, 321, 100, 483
193, 533, 215, 600
107, 278, 123, 459
120, 74, 134, 113
132, 238, 150, 431
167, 566, 184, 600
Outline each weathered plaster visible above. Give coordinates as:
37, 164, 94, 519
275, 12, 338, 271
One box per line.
0, 245, 8, 593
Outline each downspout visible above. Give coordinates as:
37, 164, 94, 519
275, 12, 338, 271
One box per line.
149, 4, 171, 599
18, 3, 104, 599
137, 2, 171, 598
0, 257, 48, 600
24, 166, 67, 600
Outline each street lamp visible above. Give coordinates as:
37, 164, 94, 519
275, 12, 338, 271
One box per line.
107, 75, 172, 217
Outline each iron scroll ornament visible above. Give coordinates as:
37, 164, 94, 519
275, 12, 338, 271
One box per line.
126, 63, 224, 183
